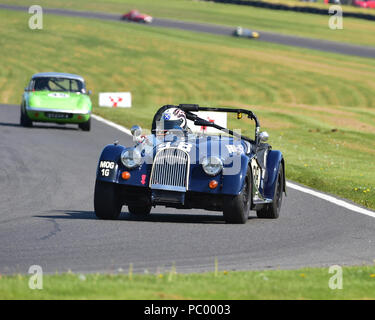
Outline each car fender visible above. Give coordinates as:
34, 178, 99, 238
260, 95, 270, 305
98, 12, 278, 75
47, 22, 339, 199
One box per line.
263, 150, 285, 199
22, 92, 29, 111
221, 154, 251, 195
96, 144, 151, 187
96, 144, 125, 183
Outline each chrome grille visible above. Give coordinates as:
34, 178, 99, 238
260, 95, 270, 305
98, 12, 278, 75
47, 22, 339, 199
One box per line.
150, 147, 190, 191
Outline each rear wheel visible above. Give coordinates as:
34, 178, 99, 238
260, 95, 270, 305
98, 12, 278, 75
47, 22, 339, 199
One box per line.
20, 110, 33, 127
94, 180, 122, 220
223, 167, 252, 224
79, 118, 91, 131
257, 166, 283, 219
128, 204, 151, 216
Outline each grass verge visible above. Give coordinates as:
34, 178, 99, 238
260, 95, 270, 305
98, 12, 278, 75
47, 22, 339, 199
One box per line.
2, 0, 375, 47
0, 10, 374, 209
1, 266, 375, 299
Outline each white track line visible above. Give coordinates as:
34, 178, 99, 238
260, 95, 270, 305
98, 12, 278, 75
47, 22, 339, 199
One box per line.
91, 114, 132, 136
92, 113, 375, 219
286, 182, 375, 218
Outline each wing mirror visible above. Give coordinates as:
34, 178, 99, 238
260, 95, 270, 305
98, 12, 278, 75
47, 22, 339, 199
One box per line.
259, 131, 269, 143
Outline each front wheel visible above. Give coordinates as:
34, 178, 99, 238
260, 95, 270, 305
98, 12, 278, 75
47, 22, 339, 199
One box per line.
94, 180, 122, 220
257, 166, 283, 219
79, 118, 91, 131
223, 167, 252, 224
20, 110, 33, 127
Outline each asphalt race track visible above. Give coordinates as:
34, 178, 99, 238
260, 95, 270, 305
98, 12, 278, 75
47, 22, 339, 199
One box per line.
0, 104, 374, 274
1, 4, 375, 58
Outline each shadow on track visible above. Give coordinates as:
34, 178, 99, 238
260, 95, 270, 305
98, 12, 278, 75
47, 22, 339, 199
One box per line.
35, 210, 235, 224
0, 122, 22, 128
0, 121, 79, 131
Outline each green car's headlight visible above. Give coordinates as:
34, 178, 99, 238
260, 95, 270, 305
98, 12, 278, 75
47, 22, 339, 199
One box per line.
202, 156, 223, 176
121, 149, 142, 169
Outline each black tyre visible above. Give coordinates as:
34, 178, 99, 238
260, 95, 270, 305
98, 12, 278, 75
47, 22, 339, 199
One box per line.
128, 204, 152, 216
94, 180, 122, 220
257, 166, 284, 219
79, 118, 91, 131
223, 167, 252, 224
20, 110, 33, 127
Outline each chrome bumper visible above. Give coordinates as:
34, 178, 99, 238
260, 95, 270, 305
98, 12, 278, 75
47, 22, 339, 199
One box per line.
26, 106, 91, 115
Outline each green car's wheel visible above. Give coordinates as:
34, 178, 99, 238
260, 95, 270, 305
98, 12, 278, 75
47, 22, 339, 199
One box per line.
20, 110, 33, 127
223, 167, 252, 224
257, 166, 283, 219
128, 204, 152, 216
79, 118, 91, 131
94, 180, 122, 220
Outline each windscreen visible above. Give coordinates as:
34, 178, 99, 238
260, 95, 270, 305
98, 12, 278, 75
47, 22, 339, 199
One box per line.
33, 77, 85, 93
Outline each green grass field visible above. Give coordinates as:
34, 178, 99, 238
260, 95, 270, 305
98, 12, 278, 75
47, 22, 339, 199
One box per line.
3, 0, 375, 47
240, 0, 375, 14
0, 9, 374, 210
1, 266, 375, 299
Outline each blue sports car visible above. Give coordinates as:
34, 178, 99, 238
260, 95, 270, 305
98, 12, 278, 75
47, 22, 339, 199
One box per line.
94, 104, 285, 224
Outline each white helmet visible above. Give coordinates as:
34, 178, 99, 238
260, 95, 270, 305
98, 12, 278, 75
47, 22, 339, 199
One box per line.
158, 107, 187, 132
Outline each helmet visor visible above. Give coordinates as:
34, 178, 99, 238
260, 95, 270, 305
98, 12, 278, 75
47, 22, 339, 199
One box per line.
159, 119, 184, 130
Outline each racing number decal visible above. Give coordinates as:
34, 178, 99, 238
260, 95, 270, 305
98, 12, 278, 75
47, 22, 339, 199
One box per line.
158, 142, 192, 153
251, 158, 261, 190
99, 161, 115, 177
226, 144, 244, 154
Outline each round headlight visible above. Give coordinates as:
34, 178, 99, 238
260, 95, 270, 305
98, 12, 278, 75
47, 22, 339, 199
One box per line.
202, 156, 223, 176
121, 149, 142, 169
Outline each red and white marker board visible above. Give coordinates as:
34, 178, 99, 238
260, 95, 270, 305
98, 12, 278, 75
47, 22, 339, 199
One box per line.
99, 92, 132, 108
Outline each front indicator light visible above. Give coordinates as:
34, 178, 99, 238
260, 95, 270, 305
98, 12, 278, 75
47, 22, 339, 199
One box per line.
209, 180, 218, 189
122, 171, 131, 180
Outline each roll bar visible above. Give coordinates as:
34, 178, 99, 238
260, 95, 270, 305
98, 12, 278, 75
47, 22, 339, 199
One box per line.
151, 104, 261, 144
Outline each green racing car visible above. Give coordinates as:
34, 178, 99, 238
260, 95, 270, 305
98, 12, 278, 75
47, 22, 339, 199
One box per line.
20, 72, 92, 131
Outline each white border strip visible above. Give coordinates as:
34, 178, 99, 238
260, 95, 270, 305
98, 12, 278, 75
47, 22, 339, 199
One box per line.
287, 182, 375, 218
92, 113, 375, 219
91, 114, 132, 136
